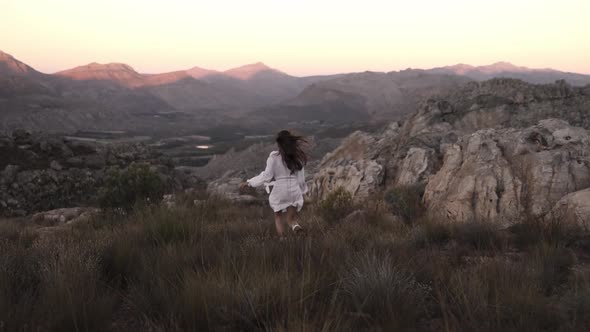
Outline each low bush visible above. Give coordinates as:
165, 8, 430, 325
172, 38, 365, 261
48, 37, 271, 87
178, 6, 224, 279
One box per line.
98, 163, 167, 211
316, 187, 355, 224
409, 218, 452, 248
341, 252, 431, 329
530, 244, 577, 295
384, 185, 424, 223
452, 221, 507, 251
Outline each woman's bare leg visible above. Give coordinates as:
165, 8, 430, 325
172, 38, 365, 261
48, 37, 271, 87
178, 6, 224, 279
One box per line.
274, 212, 286, 237
285, 207, 301, 231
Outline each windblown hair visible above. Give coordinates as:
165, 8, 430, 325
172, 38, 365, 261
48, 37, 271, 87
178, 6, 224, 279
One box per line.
276, 130, 308, 174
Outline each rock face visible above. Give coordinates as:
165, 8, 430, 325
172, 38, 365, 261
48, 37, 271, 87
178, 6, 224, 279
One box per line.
423, 119, 590, 226
550, 189, 590, 231
311, 79, 590, 227
0, 130, 191, 216
309, 130, 386, 199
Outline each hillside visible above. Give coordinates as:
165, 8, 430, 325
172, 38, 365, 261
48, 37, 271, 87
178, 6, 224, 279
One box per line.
3, 50, 590, 135
251, 70, 472, 125
429, 61, 590, 86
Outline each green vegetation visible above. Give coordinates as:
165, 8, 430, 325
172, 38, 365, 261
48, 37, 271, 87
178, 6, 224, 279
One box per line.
98, 163, 167, 211
316, 187, 355, 224
0, 195, 589, 331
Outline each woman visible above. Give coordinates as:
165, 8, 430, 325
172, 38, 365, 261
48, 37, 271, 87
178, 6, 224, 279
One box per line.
240, 130, 308, 237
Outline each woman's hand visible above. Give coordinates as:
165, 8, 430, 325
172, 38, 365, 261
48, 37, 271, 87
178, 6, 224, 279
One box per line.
239, 181, 254, 195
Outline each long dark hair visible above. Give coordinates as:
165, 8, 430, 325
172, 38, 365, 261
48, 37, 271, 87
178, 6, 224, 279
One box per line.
276, 130, 308, 174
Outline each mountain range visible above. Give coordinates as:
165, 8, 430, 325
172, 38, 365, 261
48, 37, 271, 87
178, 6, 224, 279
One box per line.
1, 49, 590, 134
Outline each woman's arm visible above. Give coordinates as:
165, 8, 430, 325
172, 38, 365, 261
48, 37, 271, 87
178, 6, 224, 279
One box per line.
297, 167, 308, 194
246, 153, 275, 188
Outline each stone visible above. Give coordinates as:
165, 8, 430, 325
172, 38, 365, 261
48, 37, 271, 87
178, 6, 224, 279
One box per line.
31, 207, 101, 226
550, 188, 590, 230
49, 160, 63, 171
207, 175, 265, 203
309, 131, 385, 199
423, 120, 590, 226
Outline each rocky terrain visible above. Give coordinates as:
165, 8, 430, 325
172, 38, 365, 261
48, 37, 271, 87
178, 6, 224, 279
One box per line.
309, 79, 590, 227
0, 129, 200, 217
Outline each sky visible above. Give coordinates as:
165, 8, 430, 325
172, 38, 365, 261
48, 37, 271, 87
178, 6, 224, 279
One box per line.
1, 0, 589, 76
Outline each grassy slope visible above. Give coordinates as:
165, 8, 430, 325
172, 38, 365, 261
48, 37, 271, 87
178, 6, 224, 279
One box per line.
1, 195, 589, 331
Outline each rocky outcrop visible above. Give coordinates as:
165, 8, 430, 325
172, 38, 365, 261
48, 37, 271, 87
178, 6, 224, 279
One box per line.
550, 189, 590, 231
308, 130, 386, 199
423, 119, 590, 226
311, 79, 590, 226
0, 130, 194, 216
31, 207, 100, 226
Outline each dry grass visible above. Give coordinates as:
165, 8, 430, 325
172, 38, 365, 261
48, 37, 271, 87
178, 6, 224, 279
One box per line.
0, 197, 589, 331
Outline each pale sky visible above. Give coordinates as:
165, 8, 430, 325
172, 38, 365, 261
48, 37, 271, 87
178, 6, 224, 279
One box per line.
1, 0, 589, 76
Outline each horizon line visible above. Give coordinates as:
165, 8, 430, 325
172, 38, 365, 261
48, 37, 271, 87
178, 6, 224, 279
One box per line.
3, 49, 590, 77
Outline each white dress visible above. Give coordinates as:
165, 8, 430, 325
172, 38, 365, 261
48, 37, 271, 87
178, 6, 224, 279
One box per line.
247, 151, 308, 212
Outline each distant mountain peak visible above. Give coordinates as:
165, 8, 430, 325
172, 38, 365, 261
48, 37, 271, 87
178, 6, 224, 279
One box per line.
224, 62, 280, 80
0, 49, 12, 59
56, 62, 144, 86
66, 62, 138, 73
478, 61, 529, 73
0, 50, 38, 76
490, 61, 514, 66
445, 63, 476, 74
186, 66, 219, 79
248, 62, 271, 69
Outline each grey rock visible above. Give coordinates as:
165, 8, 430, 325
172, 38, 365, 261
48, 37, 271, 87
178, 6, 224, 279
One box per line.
423, 120, 590, 226
550, 188, 590, 230
31, 207, 101, 226
309, 131, 384, 199
50, 160, 63, 171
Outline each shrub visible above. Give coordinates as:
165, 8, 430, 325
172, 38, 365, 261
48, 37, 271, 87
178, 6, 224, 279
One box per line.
530, 245, 577, 295
452, 221, 507, 251
409, 218, 452, 248
317, 187, 355, 225
384, 185, 424, 223
437, 259, 561, 331
341, 252, 431, 329
98, 163, 167, 211
510, 216, 580, 249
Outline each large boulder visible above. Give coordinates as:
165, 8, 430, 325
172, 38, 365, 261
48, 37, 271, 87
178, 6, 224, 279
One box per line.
550, 188, 590, 230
